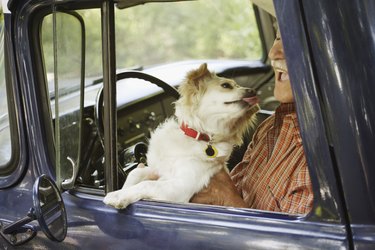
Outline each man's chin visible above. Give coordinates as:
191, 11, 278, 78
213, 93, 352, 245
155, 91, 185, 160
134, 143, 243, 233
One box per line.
274, 87, 294, 103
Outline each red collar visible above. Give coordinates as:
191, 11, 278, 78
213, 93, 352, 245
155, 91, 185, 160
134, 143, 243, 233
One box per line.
180, 122, 210, 142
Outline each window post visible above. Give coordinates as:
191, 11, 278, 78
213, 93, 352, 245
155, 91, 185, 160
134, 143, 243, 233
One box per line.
101, 0, 118, 193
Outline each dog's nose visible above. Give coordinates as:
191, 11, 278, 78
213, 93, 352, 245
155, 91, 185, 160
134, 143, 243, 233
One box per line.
245, 88, 257, 97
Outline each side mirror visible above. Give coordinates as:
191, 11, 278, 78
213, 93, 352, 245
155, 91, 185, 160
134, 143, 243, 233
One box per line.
0, 175, 67, 246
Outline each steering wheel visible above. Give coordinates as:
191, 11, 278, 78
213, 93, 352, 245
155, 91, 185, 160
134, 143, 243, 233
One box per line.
94, 71, 180, 167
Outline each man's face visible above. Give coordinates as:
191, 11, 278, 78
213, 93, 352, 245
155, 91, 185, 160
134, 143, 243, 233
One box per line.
268, 31, 294, 103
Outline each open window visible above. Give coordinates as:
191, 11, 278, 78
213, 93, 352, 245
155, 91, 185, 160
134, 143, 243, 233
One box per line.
41, 0, 273, 195
39, 0, 317, 222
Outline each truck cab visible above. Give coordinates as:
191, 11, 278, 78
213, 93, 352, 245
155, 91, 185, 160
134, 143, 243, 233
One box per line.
0, 0, 374, 249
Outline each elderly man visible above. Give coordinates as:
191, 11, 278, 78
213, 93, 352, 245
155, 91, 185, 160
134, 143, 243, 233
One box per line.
191, 29, 313, 215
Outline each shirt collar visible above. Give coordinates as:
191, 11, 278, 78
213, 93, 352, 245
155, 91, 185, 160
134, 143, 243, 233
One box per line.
274, 102, 303, 144
275, 102, 295, 115
274, 103, 296, 126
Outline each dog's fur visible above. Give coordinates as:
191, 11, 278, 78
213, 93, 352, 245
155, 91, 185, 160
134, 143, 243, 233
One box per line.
103, 63, 259, 209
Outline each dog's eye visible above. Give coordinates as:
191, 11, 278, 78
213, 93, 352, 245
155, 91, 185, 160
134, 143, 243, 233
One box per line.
221, 82, 233, 89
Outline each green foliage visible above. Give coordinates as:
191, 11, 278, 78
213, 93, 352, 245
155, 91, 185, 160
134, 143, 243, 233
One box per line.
42, 0, 262, 79
114, 0, 261, 69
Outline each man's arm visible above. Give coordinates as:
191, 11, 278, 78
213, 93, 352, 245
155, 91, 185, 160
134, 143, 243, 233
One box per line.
190, 168, 248, 208
279, 165, 313, 214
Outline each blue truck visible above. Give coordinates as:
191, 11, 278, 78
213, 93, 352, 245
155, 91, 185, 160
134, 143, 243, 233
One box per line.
0, 0, 374, 249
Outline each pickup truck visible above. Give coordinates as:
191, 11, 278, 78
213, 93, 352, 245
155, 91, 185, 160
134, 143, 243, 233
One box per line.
0, 0, 374, 249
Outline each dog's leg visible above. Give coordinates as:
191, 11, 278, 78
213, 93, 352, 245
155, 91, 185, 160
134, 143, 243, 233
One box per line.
103, 179, 196, 209
104, 167, 159, 208
122, 167, 159, 189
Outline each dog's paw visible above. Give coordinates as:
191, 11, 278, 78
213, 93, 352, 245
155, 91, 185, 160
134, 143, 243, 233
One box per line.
103, 190, 132, 209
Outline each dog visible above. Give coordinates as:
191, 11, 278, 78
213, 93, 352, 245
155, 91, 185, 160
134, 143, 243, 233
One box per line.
103, 63, 259, 209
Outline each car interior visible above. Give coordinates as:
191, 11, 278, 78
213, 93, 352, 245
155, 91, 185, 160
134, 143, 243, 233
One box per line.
40, 0, 278, 196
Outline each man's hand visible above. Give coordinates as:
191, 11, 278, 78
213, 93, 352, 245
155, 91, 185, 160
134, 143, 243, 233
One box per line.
190, 168, 248, 208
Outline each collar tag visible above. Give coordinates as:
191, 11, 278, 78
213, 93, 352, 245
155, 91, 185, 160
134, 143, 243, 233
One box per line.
205, 144, 218, 158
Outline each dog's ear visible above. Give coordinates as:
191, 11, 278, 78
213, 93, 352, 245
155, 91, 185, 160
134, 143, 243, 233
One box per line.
178, 63, 212, 105
186, 63, 212, 86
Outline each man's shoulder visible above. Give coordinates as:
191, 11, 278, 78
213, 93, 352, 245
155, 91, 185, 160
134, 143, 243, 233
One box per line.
253, 113, 275, 138
258, 112, 275, 129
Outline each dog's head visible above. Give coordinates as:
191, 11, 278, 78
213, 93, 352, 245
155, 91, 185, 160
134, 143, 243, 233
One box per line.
175, 63, 260, 145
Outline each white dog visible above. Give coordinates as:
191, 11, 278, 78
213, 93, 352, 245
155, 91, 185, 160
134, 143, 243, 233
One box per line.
103, 63, 259, 209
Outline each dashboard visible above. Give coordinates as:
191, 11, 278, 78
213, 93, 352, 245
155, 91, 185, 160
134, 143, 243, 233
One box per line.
68, 89, 177, 190
117, 92, 176, 149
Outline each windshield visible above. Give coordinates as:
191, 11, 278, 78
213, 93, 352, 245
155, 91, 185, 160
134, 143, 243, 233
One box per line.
43, 0, 261, 99
78, 0, 261, 78
115, 0, 262, 68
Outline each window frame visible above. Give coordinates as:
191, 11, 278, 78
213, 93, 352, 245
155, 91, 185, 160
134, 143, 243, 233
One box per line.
0, 12, 27, 188
29, 0, 335, 221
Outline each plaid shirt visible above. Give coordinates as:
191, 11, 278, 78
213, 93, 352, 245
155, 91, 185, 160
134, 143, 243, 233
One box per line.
231, 103, 313, 214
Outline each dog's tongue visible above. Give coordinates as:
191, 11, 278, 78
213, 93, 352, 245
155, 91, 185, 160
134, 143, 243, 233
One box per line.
242, 96, 259, 105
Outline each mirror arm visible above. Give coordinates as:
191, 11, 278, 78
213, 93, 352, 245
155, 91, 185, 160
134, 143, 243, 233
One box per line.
2, 208, 36, 235
0, 175, 67, 245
